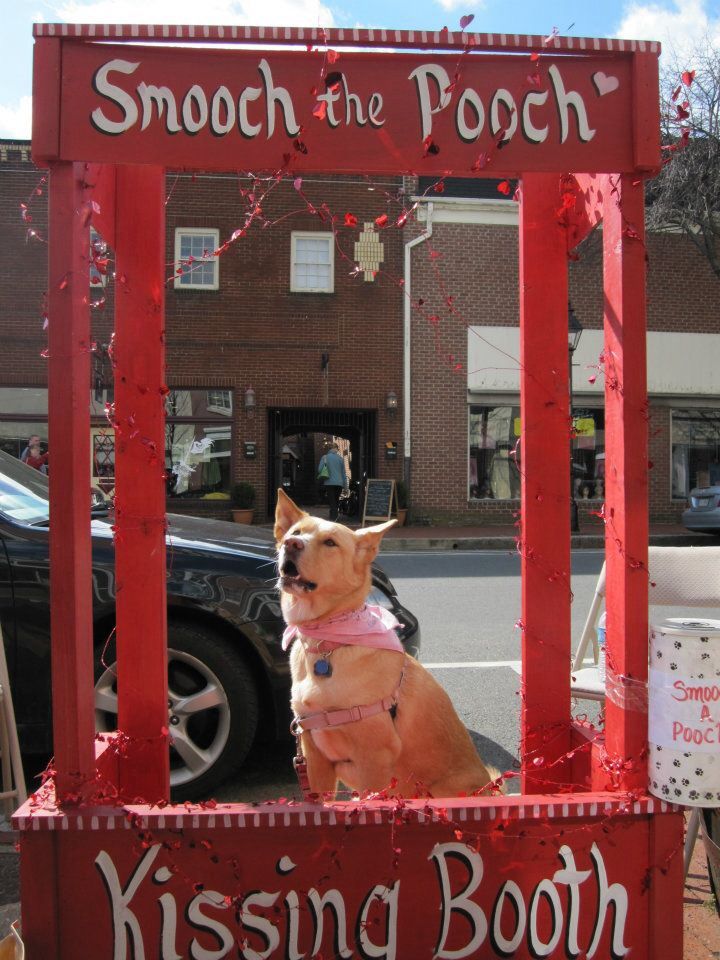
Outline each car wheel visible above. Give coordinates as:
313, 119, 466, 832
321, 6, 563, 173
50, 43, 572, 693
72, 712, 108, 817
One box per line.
94, 621, 259, 801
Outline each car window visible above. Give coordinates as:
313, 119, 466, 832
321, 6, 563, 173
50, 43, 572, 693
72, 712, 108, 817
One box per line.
0, 453, 50, 524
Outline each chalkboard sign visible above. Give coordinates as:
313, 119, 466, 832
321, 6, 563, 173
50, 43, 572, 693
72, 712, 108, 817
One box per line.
362, 479, 396, 525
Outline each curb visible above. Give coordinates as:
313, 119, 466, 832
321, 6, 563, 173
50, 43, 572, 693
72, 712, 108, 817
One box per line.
381, 533, 715, 552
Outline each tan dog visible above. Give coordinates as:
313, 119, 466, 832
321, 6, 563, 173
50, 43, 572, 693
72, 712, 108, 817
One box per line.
275, 489, 496, 799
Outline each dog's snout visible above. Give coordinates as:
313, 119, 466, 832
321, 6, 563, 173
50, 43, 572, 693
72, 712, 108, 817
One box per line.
284, 536, 305, 553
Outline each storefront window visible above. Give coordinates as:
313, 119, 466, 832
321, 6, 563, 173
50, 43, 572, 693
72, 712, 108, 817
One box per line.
469, 404, 605, 501
468, 405, 521, 499
166, 423, 231, 499
0, 386, 233, 500
570, 408, 605, 502
164, 391, 233, 499
671, 408, 720, 498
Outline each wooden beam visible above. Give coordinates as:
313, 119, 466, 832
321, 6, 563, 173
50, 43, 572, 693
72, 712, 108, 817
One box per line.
518, 173, 572, 791
601, 173, 649, 791
113, 165, 170, 801
48, 161, 96, 801
633, 52, 662, 174
31, 37, 61, 166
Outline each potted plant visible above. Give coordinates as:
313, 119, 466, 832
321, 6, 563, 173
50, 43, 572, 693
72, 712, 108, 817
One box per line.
395, 480, 409, 527
231, 481, 255, 524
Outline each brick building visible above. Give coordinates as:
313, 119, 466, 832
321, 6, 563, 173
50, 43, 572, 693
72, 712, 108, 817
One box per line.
0, 141, 406, 520
405, 177, 720, 525
1, 141, 718, 524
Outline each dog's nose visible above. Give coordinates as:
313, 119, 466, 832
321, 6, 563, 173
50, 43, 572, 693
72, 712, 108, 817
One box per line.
284, 536, 304, 553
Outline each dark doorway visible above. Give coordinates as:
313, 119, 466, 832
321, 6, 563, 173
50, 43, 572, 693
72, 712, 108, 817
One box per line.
267, 408, 377, 516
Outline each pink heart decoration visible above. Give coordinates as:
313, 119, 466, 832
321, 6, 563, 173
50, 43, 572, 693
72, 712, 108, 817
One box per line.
592, 72, 620, 96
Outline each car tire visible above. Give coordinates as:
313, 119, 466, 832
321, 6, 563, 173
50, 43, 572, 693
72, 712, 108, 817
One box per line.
95, 620, 259, 802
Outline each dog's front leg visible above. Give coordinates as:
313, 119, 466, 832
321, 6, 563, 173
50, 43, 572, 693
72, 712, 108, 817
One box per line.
301, 732, 338, 799
336, 718, 403, 794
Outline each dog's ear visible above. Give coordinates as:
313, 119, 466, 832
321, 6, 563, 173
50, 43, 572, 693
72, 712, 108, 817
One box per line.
353, 519, 397, 562
274, 489, 307, 541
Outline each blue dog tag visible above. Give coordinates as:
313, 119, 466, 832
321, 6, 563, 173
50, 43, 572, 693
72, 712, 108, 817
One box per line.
314, 658, 332, 677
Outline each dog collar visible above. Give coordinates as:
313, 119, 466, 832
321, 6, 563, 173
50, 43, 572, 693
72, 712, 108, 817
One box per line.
282, 603, 403, 652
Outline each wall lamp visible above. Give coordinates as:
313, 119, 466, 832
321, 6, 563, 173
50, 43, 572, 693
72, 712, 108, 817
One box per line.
386, 390, 398, 417
244, 386, 256, 413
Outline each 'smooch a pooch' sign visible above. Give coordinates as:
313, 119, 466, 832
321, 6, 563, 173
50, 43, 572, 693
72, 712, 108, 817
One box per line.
37, 43, 641, 174
649, 618, 720, 807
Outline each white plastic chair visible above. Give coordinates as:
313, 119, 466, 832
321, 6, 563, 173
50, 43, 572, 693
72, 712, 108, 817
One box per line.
571, 545, 720, 700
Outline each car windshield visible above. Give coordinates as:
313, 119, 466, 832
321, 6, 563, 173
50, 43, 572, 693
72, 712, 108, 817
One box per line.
0, 450, 50, 525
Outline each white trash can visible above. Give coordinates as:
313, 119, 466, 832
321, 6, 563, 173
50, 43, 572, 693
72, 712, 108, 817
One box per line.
648, 618, 720, 807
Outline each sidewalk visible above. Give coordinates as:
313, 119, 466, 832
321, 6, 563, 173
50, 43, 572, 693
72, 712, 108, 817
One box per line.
380, 520, 714, 551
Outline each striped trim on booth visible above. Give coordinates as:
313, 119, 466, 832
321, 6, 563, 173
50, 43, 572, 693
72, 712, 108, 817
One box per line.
32, 23, 660, 55
14, 796, 678, 832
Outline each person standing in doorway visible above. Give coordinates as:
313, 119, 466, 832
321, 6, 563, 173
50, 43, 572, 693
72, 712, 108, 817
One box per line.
317, 443, 347, 522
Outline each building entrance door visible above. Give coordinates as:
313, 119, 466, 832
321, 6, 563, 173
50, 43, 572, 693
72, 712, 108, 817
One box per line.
267, 408, 377, 517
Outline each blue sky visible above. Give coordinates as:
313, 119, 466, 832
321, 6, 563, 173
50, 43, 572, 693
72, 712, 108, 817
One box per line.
2, 0, 718, 138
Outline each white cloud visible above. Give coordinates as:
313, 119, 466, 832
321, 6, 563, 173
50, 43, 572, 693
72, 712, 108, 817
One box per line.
54, 0, 335, 27
433, 0, 484, 14
616, 0, 720, 62
0, 96, 32, 140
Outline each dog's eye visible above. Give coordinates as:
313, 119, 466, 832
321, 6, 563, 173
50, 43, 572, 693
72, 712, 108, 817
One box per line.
323, 538, 337, 547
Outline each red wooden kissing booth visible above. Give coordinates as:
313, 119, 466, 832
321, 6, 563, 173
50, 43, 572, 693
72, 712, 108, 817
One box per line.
17, 24, 683, 959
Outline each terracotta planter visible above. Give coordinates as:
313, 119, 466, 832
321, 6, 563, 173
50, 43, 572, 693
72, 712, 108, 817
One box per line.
396, 508, 407, 527
231, 508, 254, 524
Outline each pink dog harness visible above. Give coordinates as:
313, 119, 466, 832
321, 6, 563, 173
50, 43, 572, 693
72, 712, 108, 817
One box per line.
285, 604, 407, 799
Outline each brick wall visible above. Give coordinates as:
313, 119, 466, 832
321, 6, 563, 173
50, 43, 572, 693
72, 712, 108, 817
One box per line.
0, 147, 49, 386
408, 213, 720, 525
409, 222, 519, 523
162, 172, 406, 516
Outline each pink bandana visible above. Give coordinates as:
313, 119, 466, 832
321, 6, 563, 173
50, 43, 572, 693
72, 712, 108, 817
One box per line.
282, 603, 403, 652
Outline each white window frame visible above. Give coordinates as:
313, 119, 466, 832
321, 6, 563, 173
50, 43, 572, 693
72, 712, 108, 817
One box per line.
206, 389, 233, 416
174, 228, 220, 290
291, 232, 335, 293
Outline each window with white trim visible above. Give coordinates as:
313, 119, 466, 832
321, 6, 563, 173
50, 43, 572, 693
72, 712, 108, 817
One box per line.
174, 228, 220, 289
291, 232, 334, 293
671, 407, 720, 498
206, 390, 233, 415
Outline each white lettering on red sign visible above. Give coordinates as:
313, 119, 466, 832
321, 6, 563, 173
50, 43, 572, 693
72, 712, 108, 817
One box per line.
94, 840, 628, 959
89, 57, 603, 150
